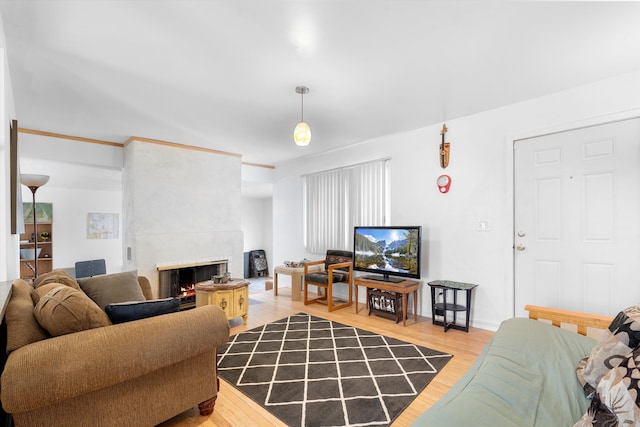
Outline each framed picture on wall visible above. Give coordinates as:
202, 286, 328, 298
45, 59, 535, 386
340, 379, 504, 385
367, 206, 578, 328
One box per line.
10, 119, 24, 234
87, 212, 120, 239
22, 202, 53, 224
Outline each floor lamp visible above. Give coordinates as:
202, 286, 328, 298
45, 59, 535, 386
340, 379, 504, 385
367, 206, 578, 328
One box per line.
20, 174, 49, 279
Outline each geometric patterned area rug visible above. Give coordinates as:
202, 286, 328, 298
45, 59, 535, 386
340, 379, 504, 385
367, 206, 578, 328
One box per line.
217, 313, 453, 427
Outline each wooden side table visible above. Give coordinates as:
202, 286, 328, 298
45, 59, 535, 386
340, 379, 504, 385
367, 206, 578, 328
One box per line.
428, 280, 478, 332
354, 277, 421, 326
274, 264, 323, 301
195, 278, 249, 324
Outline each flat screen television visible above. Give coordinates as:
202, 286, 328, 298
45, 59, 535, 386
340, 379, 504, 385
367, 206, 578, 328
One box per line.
353, 226, 422, 282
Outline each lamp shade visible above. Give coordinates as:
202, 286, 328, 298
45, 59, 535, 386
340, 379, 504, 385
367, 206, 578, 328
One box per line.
20, 174, 50, 188
294, 121, 311, 146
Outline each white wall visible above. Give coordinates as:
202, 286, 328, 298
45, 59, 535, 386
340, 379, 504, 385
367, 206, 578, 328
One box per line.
12, 134, 272, 286
273, 70, 640, 331
18, 135, 124, 275
19, 184, 123, 273
0, 13, 20, 281
242, 196, 273, 274
123, 139, 244, 297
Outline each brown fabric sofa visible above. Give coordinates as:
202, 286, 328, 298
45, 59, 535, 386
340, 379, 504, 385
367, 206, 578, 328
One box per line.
1, 271, 230, 427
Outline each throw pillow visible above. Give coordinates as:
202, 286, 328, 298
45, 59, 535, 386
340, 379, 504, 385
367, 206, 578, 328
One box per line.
34, 285, 111, 336
77, 270, 146, 310
576, 305, 640, 397
104, 298, 181, 324
31, 282, 64, 305
5, 279, 49, 353
574, 347, 640, 426
34, 269, 81, 291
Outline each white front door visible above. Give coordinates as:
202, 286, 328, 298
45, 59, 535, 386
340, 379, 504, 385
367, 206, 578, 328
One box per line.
514, 118, 640, 317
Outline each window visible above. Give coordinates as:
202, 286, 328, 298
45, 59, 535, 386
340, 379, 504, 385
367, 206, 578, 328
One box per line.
303, 158, 389, 254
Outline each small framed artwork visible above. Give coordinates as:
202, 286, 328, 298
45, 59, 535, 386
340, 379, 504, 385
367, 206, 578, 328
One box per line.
87, 212, 120, 239
23, 202, 53, 224
10, 119, 24, 234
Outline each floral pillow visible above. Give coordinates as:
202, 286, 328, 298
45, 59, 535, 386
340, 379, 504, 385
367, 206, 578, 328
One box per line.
574, 346, 640, 426
576, 305, 640, 398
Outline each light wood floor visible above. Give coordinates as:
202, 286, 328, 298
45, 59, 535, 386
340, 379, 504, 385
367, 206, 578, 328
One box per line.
159, 286, 494, 427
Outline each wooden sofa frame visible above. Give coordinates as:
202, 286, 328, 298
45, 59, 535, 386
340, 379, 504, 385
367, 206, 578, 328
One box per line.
524, 304, 613, 336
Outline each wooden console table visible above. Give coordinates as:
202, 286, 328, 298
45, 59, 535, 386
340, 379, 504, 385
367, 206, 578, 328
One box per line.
195, 278, 249, 324
354, 277, 421, 326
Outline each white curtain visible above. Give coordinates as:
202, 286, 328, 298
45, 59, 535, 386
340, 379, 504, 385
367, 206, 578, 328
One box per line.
304, 159, 389, 254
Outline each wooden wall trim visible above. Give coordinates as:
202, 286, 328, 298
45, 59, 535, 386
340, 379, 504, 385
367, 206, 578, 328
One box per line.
18, 128, 123, 147
241, 161, 275, 170
18, 128, 275, 169
125, 136, 243, 158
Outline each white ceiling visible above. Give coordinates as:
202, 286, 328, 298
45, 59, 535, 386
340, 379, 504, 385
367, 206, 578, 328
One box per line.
1, 1, 640, 167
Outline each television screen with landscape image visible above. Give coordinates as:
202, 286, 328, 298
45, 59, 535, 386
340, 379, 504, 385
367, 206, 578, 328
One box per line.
353, 226, 422, 282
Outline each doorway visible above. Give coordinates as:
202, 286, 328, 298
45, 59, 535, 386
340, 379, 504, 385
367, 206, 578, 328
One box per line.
514, 118, 640, 317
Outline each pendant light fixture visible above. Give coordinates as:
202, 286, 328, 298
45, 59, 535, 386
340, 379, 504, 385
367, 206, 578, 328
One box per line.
293, 86, 311, 146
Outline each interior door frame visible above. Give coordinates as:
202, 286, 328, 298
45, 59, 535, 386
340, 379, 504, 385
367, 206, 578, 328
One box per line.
507, 108, 640, 318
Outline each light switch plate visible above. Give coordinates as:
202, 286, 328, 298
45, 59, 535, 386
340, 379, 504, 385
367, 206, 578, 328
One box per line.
477, 220, 490, 231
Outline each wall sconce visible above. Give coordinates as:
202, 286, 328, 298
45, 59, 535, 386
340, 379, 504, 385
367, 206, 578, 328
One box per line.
294, 86, 311, 146
440, 124, 450, 168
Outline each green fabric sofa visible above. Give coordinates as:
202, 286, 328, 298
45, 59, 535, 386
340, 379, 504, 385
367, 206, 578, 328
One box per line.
412, 317, 596, 426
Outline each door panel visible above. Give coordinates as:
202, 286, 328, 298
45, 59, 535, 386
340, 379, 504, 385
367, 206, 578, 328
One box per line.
514, 118, 640, 317
534, 260, 560, 308
536, 178, 561, 240
584, 172, 613, 241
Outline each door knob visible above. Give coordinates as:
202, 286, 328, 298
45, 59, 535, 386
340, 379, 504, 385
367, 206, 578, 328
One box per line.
516, 244, 526, 251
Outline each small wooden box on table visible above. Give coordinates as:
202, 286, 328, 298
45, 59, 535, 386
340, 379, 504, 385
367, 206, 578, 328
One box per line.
428, 280, 478, 332
195, 278, 249, 324
354, 276, 421, 326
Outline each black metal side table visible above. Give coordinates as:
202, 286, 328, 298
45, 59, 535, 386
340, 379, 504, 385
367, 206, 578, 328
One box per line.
428, 280, 478, 332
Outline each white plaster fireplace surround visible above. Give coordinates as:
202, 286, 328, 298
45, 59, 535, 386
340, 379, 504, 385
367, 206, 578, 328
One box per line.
123, 138, 244, 298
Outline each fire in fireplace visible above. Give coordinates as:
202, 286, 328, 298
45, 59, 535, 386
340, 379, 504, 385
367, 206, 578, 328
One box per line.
157, 260, 228, 309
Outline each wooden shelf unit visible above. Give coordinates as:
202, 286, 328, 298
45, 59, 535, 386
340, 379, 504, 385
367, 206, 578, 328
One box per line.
19, 222, 53, 281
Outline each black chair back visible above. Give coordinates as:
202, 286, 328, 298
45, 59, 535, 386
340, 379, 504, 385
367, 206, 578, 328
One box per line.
324, 250, 353, 271
75, 259, 106, 278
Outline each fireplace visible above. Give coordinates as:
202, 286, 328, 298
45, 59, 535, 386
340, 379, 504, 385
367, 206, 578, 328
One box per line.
157, 259, 228, 309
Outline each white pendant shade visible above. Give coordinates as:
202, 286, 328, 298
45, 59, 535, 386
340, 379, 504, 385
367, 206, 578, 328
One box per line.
294, 121, 311, 146
294, 86, 311, 146
20, 174, 50, 188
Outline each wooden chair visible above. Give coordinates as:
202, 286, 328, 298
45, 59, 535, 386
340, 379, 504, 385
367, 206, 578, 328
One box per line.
303, 250, 353, 312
